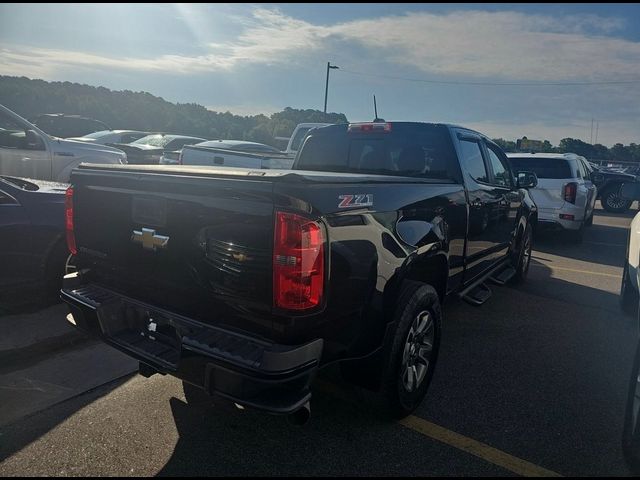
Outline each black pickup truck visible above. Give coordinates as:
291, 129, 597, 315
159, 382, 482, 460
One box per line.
61, 122, 537, 422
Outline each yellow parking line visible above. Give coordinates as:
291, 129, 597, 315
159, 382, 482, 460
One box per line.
530, 263, 621, 278
315, 380, 561, 477
398, 416, 561, 477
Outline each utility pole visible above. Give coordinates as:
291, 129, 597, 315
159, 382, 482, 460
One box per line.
590, 117, 594, 144
595, 121, 599, 144
324, 62, 339, 114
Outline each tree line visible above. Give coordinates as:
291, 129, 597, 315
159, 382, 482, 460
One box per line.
0, 76, 347, 147
492, 137, 640, 163
2, 75, 637, 161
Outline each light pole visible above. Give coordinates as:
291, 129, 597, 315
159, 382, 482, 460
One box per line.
324, 62, 339, 114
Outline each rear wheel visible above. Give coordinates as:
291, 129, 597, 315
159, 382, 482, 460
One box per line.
585, 208, 594, 227
380, 281, 441, 419
602, 187, 633, 213
512, 224, 533, 284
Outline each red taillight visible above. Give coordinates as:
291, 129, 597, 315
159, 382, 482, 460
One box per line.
65, 186, 77, 255
273, 211, 325, 310
563, 182, 577, 204
347, 122, 392, 133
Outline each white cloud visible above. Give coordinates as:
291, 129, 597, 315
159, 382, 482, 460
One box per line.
2, 8, 639, 83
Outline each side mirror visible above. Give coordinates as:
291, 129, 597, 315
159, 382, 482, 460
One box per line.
620, 182, 640, 201
25, 130, 45, 150
516, 171, 538, 189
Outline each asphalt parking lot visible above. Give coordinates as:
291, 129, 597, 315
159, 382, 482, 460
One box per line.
0, 202, 637, 476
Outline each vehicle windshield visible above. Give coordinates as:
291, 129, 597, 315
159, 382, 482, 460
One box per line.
82, 130, 113, 139
508, 157, 572, 179
132, 135, 172, 147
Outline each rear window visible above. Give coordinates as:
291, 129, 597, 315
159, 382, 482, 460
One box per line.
508, 157, 572, 179
295, 123, 459, 181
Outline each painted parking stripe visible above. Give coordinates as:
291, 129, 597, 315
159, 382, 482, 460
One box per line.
398, 416, 561, 477
315, 380, 561, 477
530, 263, 622, 278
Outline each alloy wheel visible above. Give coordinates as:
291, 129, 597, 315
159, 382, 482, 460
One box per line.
401, 310, 435, 392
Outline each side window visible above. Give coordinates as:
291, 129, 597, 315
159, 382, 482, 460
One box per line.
458, 139, 489, 184
0, 110, 28, 149
577, 160, 588, 180
485, 144, 511, 187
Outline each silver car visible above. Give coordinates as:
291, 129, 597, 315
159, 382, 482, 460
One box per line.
507, 153, 597, 242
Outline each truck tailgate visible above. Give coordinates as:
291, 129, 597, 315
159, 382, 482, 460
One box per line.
71, 168, 274, 337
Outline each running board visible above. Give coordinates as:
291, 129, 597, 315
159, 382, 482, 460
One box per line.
461, 283, 492, 306
488, 266, 516, 286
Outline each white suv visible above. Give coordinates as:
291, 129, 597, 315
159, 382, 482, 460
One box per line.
507, 153, 597, 242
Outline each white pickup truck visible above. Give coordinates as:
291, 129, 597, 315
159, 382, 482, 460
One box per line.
279, 122, 333, 156
0, 104, 127, 182
178, 123, 332, 170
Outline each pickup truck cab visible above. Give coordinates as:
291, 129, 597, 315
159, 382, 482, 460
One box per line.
61, 121, 537, 422
0, 104, 127, 183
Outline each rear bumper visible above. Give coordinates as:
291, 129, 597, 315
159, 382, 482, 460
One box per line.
537, 204, 585, 231
60, 278, 322, 415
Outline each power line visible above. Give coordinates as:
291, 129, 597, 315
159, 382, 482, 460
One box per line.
338, 68, 640, 86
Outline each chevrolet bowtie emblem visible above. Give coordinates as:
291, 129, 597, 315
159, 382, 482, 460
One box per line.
131, 228, 169, 251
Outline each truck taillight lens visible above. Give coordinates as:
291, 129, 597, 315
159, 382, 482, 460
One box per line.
273, 211, 325, 310
564, 182, 577, 204
65, 186, 77, 255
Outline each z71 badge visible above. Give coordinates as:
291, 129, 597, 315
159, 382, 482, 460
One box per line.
338, 194, 374, 208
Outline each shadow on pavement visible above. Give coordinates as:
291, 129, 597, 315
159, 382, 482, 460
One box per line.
157, 258, 636, 476
0, 373, 134, 463
533, 221, 628, 269
423, 258, 636, 476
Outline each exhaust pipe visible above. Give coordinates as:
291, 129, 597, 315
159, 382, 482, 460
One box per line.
287, 402, 311, 426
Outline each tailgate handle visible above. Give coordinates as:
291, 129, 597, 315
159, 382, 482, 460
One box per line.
214, 156, 224, 165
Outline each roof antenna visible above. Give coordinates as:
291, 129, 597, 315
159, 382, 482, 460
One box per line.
373, 95, 385, 122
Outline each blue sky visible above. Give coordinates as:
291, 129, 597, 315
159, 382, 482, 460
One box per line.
1, 3, 640, 146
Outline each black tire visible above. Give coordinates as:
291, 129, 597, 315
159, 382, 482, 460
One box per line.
512, 223, 533, 284
379, 281, 441, 419
585, 210, 594, 227
621, 262, 640, 318
623, 337, 640, 473
602, 187, 633, 213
